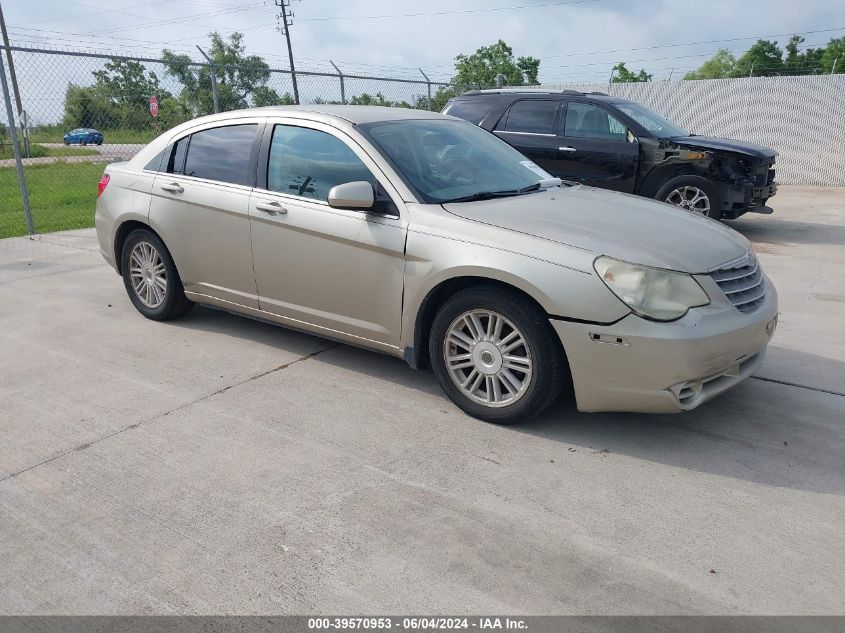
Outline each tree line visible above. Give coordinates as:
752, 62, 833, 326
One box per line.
611, 35, 845, 82
60, 32, 842, 133
59, 35, 539, 132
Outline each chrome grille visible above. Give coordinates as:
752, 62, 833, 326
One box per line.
710, 255, 765, 313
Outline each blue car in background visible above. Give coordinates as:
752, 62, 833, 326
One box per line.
63, 128, 103, 145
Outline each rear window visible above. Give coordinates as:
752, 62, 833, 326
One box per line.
442, 98, 493, 125
496, 100, 559, 134
182, 124, 258, 186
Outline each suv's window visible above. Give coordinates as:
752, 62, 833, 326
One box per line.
564, 102, 627, 140
443, 98, 492, 125
181, 124, 257, 186
496, 100, 558, 134
267, 125, 374, 202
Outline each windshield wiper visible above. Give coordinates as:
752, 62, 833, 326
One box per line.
440, 190, 523, 203
441, 178, 561, 204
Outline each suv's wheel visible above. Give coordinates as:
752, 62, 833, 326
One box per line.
121, 229, 194, 321
656, 175, 721, 219
429, 285, 565, 424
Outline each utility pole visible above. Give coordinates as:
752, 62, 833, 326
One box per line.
275, 0, 299, 104
0, 1, 28, 157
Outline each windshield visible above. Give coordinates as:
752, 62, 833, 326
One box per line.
614, 102, 687, 138
358, 119, 554, 204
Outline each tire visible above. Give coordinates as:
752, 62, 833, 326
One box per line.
655, 175, 721, 219
429, 285, 566, 424
120, 229, 194, 321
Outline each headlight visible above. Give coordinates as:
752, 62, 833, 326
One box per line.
594, 256, 709, 321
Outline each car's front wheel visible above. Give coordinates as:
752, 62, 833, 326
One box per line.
121, 229, 194, 321
656, 175, 721, 219
429, 285, 565, 424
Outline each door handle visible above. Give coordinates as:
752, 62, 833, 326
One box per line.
558, 146, 577, 152
160, 182, 184, 193
255, 201, 288, 215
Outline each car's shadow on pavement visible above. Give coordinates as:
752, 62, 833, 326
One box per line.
726, 217, 845, 247
173, 306, 845, 496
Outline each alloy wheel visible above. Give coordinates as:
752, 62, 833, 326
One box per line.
444, 309, 533, 408
128, 241, 167, 308
665, 185, 711, 215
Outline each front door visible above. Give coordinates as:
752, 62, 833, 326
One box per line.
556, 101, 639, 192
148, 122, 262, 308
249, 121, 407, 350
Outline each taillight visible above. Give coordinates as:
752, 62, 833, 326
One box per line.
97, 173, 110, 198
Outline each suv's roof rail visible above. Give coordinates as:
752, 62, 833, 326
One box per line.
461, 89, 586, 96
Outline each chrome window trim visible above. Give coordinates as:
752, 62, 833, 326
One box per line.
495, 130, 557, 137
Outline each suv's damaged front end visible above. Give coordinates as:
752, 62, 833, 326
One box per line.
662, 136, 778, 219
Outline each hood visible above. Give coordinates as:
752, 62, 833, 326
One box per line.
442, 186, 751, 274
669, 135, 777, 160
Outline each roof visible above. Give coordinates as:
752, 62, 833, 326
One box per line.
229, 104, 447, 124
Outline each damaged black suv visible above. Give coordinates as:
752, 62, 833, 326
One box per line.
443, 90, 777, 219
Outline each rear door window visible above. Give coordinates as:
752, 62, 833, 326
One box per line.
496, 100, 559, 134
165, 137, 189, 175
181, 124, 258, 186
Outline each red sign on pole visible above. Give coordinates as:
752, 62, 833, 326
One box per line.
149, 95, 159, 117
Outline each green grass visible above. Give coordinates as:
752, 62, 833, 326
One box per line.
0, 144, 99, 160
28, 127, 157, 145
1, 162, 108, 238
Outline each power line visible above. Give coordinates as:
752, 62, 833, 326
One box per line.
81, 1, 266, 36
296, 0, 601, 21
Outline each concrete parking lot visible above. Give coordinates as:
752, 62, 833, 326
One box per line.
0, 185, 842, 614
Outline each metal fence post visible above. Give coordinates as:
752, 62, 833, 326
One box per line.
0, 52, 34, 235
209, 65, 220, 113
419, 68, 431, 110
330, 60, 345, 104
197, 46, 220, 113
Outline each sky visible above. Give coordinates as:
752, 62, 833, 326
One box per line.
5, 0, 845, 83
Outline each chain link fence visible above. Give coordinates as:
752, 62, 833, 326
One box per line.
2, 46, 844, 239
0, 45, 463, 238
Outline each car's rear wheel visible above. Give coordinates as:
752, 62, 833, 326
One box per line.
429, 285, 565, 424
656, 175, 721, 219
121, 229, 194, 321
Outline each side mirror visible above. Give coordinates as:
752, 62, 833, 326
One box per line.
327, 181, 375, 209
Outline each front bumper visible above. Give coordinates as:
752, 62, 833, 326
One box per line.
552, 277, 778, 413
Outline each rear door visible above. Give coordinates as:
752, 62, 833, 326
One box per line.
492, 99, 564, 175
557, 101, 639, 192
148, 121, 263, 308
